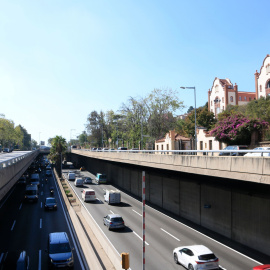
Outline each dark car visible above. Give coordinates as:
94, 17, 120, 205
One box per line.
44, 197, 57, 210
46, 232, 74, 268
219, 145, 248, 156
46, 170, 52, 176
3, 148, 10, 153
16, 251, 29, 270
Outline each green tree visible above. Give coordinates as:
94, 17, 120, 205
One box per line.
48, 136, 67, 176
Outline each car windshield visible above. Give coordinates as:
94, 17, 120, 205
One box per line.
49, 243, 71, 254
25, 190, 36, 195
111, 217, 123, 222
46, 198, 56, 204
198, 253, 216, 260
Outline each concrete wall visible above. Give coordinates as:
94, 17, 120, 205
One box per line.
0, 151, 39, 201
71, 153, 270, 257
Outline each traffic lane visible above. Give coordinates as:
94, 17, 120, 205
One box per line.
119, 188, 263, 270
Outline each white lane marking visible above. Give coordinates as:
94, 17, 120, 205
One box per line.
110, 210, 114, 214
133, 231, 149, 245
123, 190, 262, 265
132, 209, 142, 217
0, 253, 4, 263
219, 266, 227, 270
160, 228, 180, 241
40, 202, 42, 208
11, 220, 16, 231
38, 250, 41, 270
40, 219, 42, 229
19, 203, 22, 210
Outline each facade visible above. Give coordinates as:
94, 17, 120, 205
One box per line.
255, 54, 270, 99
208, 78, 256, 117
196, 127, 226, 156
155, 130, 191, 154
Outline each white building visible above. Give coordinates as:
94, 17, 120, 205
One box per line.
255, 54, 270, 99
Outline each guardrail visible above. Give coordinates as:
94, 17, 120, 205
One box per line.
79, 149, 270, 156
0, 150, 38, 169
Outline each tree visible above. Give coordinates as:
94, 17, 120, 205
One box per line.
210, 113, 269, 145
48, 136, 67, 176
187, 106, 194, 114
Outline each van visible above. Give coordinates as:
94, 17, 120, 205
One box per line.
82, 189, 96, 202
47, 232, 74, 269
104, 189, 121, 204
96, 173, 107, 184
67, 172, 75, 181
30, 173, 40, 186
24, 185, 38, 202
75, 178, 84, 187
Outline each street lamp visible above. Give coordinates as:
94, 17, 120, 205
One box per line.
180, 86, 197, 150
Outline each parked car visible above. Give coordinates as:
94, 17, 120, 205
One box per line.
219, 145, 248, 156
44, 197, 57, 211
3, 148, 10, 153
102, 148, 109, 151
253, 265, 270, 270
244, 147, 270, 157
173, 245, 219, 270
103, 214, 125, 230
82, 188, 96, 202
117, 147, 127, 151
46, 232, 74, 269
16, 250, 29, 270
92, 147, 97, 151
17, 176, 27, 184
84, 177, 92, 184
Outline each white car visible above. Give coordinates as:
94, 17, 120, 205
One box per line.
173, 245, 219, 270
244, 147, 270, 157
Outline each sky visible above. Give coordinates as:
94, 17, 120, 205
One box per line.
1, 0, 270, 145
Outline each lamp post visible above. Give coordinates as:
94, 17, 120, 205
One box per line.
180, 86, 197, 150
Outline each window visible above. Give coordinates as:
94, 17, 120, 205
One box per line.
166, 144, 169, 150
205, 143, 207, 148
239, 96, 242, 101
230, 96, 233, 102
209, 140, 212, 150
200, 141, 203, 150
222, 97, 224, 103
267, 81, 270, 89
260, 85, 262, 92
161, 145, 163, 150
156, 145, 159, 150
249, 97, 251, 101
244, 96, 247, 100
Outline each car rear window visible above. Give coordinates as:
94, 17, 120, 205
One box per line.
111, 217, 123, 222
198, 253, 216, 260
86, 191, 95, 195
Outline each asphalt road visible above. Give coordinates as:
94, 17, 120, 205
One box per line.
64, 169, 266, 270
0, 160, 88, 270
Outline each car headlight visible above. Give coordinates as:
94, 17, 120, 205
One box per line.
67, 256, 72, 262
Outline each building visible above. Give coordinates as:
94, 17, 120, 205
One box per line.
196, 127, 226, 156
208, 78, 256, 117
155, 130, 191, 154
255, 54, 270, 99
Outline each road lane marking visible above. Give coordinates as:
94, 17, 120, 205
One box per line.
11, 220, 16, 231
38, 250, 41, 270
133, 231, 149, 245
41, 202, 42, 208
160, 228, 180, 241
132, 209, 142, 217
40, 219, 42, 229
110, 210, 114, 214
19, 203, 22, 210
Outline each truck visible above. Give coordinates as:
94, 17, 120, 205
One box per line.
104, 189, 121, 204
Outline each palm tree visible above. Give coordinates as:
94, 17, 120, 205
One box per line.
48, 136, 67, 177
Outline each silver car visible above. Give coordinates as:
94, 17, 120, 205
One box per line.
84, 177, 92, 184
103, 214, 125, 230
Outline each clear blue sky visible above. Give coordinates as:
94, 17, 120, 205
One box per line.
1, 0, 269, 145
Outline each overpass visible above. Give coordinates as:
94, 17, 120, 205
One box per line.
0, 150, 39, 202
70, 149, 270, 257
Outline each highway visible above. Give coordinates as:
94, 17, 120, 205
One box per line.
0, 157, 88, 270
64, 169, 264, 270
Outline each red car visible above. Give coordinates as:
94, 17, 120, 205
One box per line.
253, 265, 270, 270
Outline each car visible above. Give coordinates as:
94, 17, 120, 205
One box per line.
173, 245, 219, 270
75, 177, 84, 187
103, 214, 125, 230
45, 170, 52, 176
109, 148, 115, 151
16, 250, 29, 270
84, 177, 92, 184
46, 165, 51, 170
46, 232, 74, 269
44, 197, 57, 210
80, 166, 86, 171
117, 147, 127, 151
3, 148, 10, 153
253, 265, 270, 270
219, 145, 248, 156
18, 176, 27, 184
102, 148, 109, 151
92, 147, 97, 151
244, 147, 270, 157
97, 147, 102, 152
